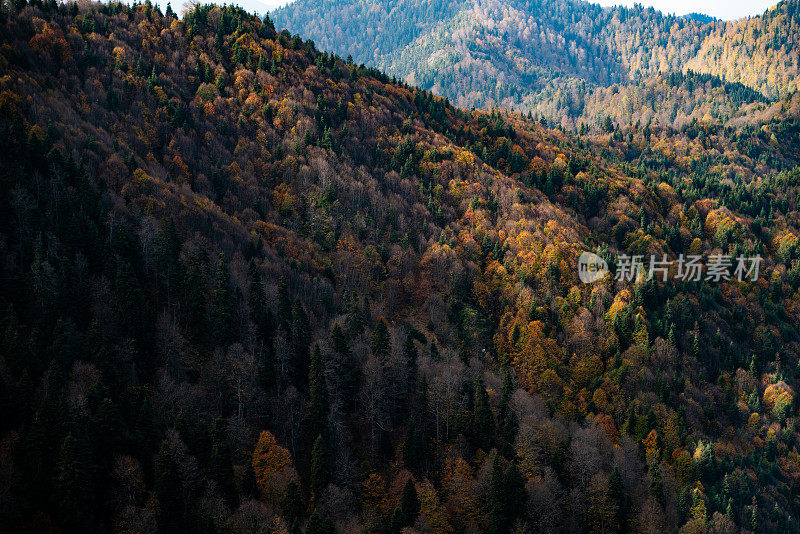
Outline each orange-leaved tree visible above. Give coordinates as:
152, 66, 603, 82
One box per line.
252, 430, 298, 503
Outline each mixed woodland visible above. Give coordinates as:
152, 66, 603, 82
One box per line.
273, 0, 800, 130
1, 1, 800, 533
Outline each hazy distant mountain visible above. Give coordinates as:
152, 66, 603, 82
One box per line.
273, 0, 800, 128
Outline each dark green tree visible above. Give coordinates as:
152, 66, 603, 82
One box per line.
390, 506, 407, 533
248, 260, 273, 341
291, 301, 311, 387
114, 261, 145, 340
92, 397, 124, 466
497, 370, 517, 457
609, 465, 627, 531
329, 323, 358, 407
403, 419, 426, 473
308, 344, 329, 440
57, 431, 96, 529
401, 154, 415, 179
276, 278, 292, 331
310, 433, 330, 497
429, 340, 440, 361
400, 478, 420, 526
372, 318, 390, 358
498, 408, 518, 459
210, 253, 235, 346
156, 218, 181, 310
488, 456, 526, 534
403, 333, 418, 380
648, 461, 664, 505
154, 440, 183, 533
183, 251, 207, 343
330, 323, 349, 356
209, 418, 236, 504
282, 480, 304, 525
306, 509, 335, 534
473, 376, 495, 451
345, 296, 364, 338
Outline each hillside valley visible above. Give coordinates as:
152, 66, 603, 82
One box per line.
0, 2, 800, 533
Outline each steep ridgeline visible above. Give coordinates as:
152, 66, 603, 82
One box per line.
2, 2, 800, 533
273, 0, 800, 129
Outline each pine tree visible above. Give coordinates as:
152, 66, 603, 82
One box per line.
609, 465, 626, 530
403, 333, 418, 380
320, 126, 333, 151
329, 323, 358, 407
498, 369, 514, 422
498, 408, 518, 458
92, 397, 124, 465
345, 295, 364, 337
277, 278, 292, 332
154, 440, 183, 533
233, 42, 246, 65
401, 154, 415, 179
57, 432, 96, 529
310, 433, 330, 498
291, 301, 311, 387
488, 456, 526, 533
209, 418, 236, 504
282, 480, 304, 525
248, 260, 272, 341
210, 253, 235, 346
309, 345, 329, 440
400, 479, 420, 526
403, 419, 426, 473
115, 261, 144, 340
648, 461, 664, 505
488, 456, 507, 534
430, 340, 440, 360
497, 370, 517, 456
390, 506, 407, 533
372, 318, 390, 358
156, 218, 181, 309
504, 463, 526, 522
726, 500, 735, 522
473, 376, 495, 451
307, 509, 335, 534
147, 67, 158, 90
331, 323, 349, 355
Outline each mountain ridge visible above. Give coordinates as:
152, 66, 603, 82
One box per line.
273, 0, 800, 128
1, 1, 800, 532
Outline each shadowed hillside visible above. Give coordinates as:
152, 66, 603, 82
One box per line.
1, 1, 800, 532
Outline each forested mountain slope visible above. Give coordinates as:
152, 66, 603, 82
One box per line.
686, 3, 800, 100
273, 0, 800, 129
1, 2, 800, 533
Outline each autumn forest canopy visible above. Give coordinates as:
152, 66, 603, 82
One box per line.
273, 0, 800, 131
1, 0, 800, 533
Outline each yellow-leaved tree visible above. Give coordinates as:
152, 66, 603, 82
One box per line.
252, 430, 298, 503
